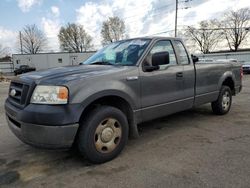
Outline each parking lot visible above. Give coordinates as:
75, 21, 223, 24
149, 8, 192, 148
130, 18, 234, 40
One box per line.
0, 75, 249, 188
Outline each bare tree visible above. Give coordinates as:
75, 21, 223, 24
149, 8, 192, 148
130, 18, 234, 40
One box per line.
185, 20, 221, 53
0, 44, 10, 58
19, 24, 47, 54
58, 23, 93, 52
220, 8, 250, 51
101, 16, 126, 45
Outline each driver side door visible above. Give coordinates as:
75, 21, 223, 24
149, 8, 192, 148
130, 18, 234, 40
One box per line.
139, 40, 186, 121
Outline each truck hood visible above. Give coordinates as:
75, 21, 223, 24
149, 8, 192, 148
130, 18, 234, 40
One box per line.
17, 65, 131, 84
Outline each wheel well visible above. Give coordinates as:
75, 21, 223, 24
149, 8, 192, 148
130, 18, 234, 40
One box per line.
222, 77, 235, 95
79, 96, 135, 137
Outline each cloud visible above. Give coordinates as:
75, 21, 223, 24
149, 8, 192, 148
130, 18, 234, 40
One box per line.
76, 2, 114, 48
0, 27, 17, 53
177, 0, 250, 27
76, 0, 164, 48
75, 0, 250, 49
17, 0, 42, 12
51, 6, 60, 17
41, 7, 61, 52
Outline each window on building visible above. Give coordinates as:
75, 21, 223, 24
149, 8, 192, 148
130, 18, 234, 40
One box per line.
58, 58, 63, 63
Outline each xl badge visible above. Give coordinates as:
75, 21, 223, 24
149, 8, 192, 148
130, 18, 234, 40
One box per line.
10, 89, 17, 97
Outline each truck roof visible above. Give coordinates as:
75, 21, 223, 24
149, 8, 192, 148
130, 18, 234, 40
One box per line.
122, 36, 183, 41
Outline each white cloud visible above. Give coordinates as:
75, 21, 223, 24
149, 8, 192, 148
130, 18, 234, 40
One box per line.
17, 0, 42, 12
0, 27, 17, 53
75, 0, 250, 49
76, 0, 160, 48
51, 6, 60, 17
41, 7, 62, 52
178, 0, 250, 27
76, 2, 114, 48
41, 18, 61, 52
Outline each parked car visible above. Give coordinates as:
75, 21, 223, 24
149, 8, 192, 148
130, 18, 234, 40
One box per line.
14, 65, 36, 75
5, 37, 242, 163
242, 62, 250, 74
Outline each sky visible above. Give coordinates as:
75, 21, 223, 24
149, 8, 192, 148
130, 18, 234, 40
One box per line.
0, 0, 249, 53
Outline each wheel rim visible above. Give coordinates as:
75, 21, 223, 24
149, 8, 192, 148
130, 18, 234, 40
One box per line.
222, 91, 231, 111
94, 118, 122, 153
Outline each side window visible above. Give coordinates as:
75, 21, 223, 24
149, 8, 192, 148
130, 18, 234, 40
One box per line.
149, 40, 177, 70
174, 40, 189, 65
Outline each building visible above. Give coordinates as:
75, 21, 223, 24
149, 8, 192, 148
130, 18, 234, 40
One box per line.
196, 50, 250, 63
12, 52, 95, 70
0, 56, 13, 73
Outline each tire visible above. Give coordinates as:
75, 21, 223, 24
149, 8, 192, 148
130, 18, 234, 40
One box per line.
77, 106, 129, 164
211, 86, 232, 115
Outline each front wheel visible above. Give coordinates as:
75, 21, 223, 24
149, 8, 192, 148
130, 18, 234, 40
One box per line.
77, 106, 129, 164
211, 86, 232, 115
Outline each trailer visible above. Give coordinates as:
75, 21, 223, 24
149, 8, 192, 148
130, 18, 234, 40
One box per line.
12, 52, 95, 71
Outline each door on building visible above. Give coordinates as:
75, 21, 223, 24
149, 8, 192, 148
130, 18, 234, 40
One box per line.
70, 56, 78, 65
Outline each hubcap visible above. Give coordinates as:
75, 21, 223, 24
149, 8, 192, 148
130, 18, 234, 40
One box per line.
94, 118, 122, 153
222, 91, 230, 110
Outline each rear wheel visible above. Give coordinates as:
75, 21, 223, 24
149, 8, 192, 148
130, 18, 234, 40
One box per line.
77, 106, 128, 163
211, 86, 232, 115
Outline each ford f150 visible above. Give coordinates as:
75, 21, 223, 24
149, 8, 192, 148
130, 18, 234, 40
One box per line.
5, 37, 242, 163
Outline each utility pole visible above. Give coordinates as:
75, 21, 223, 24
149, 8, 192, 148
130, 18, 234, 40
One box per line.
175, 0, 192, 37
175, 0, 178, 37
19, 31, 23, 54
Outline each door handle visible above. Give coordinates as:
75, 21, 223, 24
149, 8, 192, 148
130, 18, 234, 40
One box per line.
176, 72, 183, 78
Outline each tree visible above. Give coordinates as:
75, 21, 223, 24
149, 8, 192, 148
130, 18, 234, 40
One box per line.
185, 20, 221, 53
220, 8, 250, 51
0, 44, 10, 58
58, 23, 93, 52
19, 24, 47, 54
101, 16, 126, 45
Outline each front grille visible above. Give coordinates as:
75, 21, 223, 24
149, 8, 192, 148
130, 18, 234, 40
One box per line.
9, 81, 30, 107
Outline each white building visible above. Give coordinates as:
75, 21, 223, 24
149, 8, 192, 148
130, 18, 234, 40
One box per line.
12, 52, 95, 70
196, 51, 250, 63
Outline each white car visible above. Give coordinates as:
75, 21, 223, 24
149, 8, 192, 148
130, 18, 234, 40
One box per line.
242, 62, 250, 74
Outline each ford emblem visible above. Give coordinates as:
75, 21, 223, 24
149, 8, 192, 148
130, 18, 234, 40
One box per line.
10, 89, 17, 97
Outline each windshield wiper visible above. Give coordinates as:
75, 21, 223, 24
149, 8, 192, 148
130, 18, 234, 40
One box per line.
90, 61, 113, 65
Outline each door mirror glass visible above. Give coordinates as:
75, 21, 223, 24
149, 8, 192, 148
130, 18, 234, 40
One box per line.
152, 52, 170, 66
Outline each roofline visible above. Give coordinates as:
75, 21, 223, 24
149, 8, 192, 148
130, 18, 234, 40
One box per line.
12, 51, 96, 56
196, 50, 250, 56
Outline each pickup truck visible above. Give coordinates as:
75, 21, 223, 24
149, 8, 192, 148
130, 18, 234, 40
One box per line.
5, 37, 242, 163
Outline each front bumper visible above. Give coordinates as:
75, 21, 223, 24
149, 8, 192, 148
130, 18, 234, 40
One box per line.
5, 99, 80, 149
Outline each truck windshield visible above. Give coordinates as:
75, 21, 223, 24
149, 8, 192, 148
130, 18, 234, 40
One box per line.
83, 39, 151, 66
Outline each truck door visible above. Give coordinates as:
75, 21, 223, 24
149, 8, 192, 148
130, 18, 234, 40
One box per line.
173, 40, 195, 108
139, 40, 189, 121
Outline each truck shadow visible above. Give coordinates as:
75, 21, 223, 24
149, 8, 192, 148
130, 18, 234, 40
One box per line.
138, 104, 214, 134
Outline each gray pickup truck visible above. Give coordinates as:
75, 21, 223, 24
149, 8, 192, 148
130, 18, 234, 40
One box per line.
5, 37, 242, 163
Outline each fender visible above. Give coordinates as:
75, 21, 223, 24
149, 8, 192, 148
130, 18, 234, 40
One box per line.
79, 89, 137, 110
78, 90, 140, 138
217, 71, 236, 90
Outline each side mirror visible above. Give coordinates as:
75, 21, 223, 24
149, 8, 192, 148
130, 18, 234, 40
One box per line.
152, 52, 170, 66
191, 54, 199, 63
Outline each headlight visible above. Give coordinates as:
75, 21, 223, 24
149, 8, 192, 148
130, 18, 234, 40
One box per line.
30, 86, 68, 104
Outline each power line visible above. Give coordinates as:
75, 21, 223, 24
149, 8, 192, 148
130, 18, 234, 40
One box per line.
120, 3, 175, 21
179, 26, 250, 31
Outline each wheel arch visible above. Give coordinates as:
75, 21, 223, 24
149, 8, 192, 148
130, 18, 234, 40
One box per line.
77, 92, 139, 139
218, 72, 236, 95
